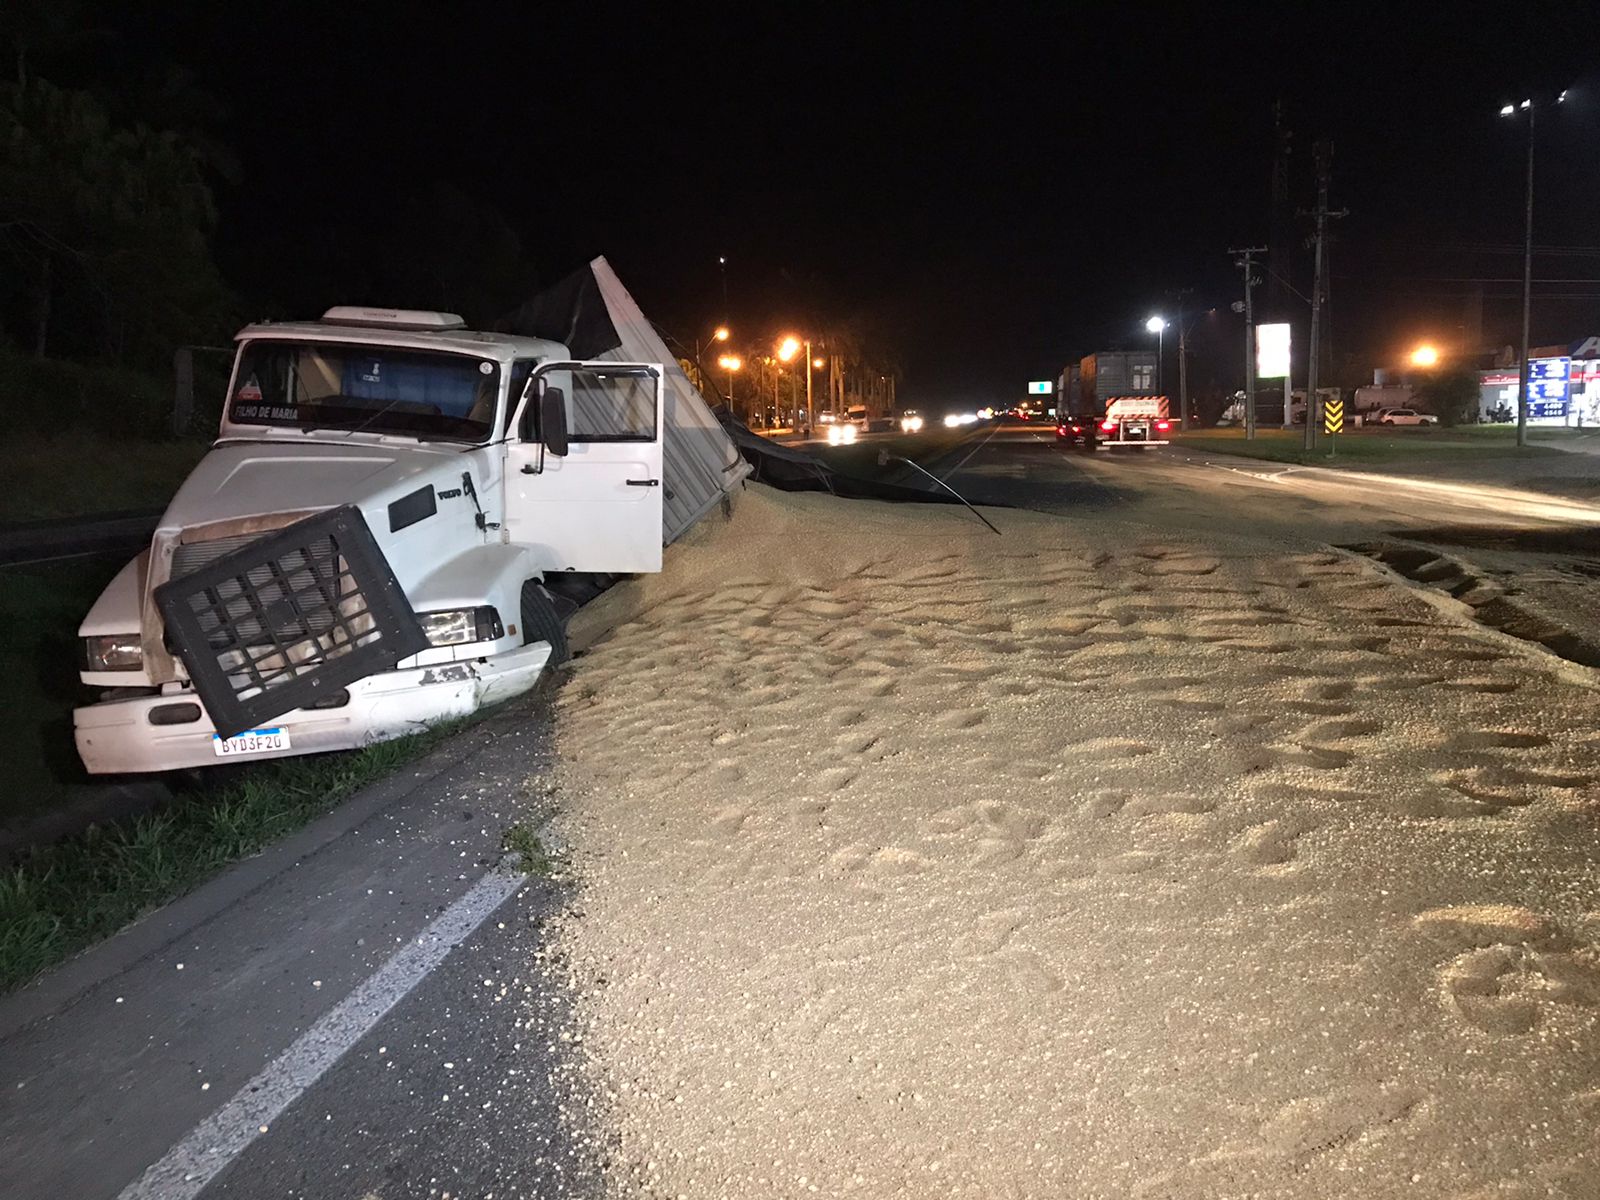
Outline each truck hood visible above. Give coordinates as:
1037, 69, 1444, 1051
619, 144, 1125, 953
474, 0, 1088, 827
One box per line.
158, 440, 456, 532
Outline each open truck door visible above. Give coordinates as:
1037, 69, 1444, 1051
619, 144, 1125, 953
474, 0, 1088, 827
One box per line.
505, 361, 664, 573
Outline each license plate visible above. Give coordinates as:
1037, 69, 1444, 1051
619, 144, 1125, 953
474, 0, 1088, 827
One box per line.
212, 727, 291, 758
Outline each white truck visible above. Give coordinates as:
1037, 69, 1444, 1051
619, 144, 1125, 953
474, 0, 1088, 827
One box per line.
74, 299, 708, 775
1096, 394, 1171, 447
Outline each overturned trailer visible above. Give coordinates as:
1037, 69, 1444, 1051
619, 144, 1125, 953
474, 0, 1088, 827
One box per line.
74, 258, 749, 774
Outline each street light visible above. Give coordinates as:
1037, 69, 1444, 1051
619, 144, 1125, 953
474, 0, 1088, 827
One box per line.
1146, 315, 1167, 394
716, 353, 743, 420
1500, 87, 1567, 446
1410, 344, 1440, 369
777, 334, 824, 430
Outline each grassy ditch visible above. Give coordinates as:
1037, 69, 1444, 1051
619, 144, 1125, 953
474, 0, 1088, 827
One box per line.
0, 557, 128, 830
1172, 426, 1568, 467
0, 434, 206, 525
0, 721, 469, 992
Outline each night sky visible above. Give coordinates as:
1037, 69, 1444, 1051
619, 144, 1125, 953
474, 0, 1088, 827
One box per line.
95, 1, 1600, 406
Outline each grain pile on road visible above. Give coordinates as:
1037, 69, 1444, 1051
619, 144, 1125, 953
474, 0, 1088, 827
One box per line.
551, 483, 1600, 1198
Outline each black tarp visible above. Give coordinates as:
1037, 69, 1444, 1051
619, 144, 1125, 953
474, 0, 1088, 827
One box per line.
715, 412, 976, 506
495, 265, 623, 358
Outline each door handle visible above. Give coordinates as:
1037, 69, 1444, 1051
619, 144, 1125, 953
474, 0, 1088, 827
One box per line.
626, 478, 660, 487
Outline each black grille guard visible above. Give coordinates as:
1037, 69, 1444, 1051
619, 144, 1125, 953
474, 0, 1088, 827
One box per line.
154, 506, 428, 739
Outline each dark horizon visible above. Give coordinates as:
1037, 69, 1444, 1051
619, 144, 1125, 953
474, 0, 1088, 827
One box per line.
38, 0, 1600, 407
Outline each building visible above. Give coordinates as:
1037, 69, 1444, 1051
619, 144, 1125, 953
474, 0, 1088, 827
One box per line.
1478, 337, 1600, 425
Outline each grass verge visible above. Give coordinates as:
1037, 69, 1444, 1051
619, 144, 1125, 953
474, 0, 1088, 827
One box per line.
1172, 426, 1568, 466
0, 557, 128, 829
0, 721, 468, 992
0, 434, 207, 525
502, 819, 556, 877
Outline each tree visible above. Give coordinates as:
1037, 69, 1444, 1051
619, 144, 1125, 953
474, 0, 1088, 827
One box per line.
1414, 368, 1480, 427
0, 76, 231, 364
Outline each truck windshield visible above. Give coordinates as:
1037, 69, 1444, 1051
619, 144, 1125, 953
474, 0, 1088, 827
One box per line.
228, 341, 500, 442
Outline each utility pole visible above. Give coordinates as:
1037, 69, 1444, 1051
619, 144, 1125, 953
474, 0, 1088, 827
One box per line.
1166, 287, 1193, 429
1516, 104, 1536, 448
1178, 319, 1190, 429
1302, 140, 1347, 451
1231, 247, 1267, 439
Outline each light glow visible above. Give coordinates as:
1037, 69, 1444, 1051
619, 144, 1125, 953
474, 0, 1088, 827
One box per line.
777, 336, 801, 363
713, 326, 730, 342
717, 354, 742, 371
1256, 322, 1291, 378
1410, 344, 1440, 368
1146, 315, 1167, 333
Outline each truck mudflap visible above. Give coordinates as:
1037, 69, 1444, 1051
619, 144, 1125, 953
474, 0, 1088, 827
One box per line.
154, 505, 429, 739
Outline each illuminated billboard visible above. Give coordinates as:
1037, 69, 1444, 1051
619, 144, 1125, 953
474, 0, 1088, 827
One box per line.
1256, 323, 1291, 379
1027, 381, 1053, 394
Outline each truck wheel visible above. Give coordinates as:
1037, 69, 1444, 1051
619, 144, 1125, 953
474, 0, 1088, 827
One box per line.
520, 580, 570, 666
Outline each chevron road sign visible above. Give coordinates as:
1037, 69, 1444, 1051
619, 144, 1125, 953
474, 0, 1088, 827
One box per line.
1323, 397, 1344, 435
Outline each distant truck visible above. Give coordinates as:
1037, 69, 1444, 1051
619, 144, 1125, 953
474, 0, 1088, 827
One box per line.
1098, 394, 1172, 447
1056, 395, 1172, 448
1353, 384, 1414, 420
1056, 350, 1169, 449
73, 271, 747, 775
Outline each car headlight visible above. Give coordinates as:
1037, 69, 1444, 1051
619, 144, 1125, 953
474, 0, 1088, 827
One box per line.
418, 607, 503, 647
840, 424, 857, 443
82, 634, 144, 672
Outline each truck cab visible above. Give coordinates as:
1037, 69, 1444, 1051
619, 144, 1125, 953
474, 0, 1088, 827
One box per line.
74, 306, 667, 774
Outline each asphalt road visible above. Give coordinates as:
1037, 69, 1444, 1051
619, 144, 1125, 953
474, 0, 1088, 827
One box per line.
936, 422, 1600, 541
0, 692, 604, 1200
4, 421, 1598, 1198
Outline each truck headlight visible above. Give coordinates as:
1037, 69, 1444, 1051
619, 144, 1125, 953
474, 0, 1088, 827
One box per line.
82, 634, 144, 672
418, 607, 503, 647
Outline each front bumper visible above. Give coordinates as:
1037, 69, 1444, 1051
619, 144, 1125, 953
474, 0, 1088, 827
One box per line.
74, 642, 552, 775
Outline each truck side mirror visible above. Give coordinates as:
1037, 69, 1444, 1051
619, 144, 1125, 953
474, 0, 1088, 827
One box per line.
540, 386, 569, 456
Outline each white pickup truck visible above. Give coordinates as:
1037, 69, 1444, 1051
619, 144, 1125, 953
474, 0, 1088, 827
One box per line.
75, 302, 692, 774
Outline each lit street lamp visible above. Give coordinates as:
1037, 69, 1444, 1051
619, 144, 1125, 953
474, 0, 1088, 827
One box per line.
1500, 88, 1567, 447
1410, 344, 1440, 369
717, 353, 743, 418
778, 334, 820, 431
693, 325, 733, 397
1146, 315, 1167, 394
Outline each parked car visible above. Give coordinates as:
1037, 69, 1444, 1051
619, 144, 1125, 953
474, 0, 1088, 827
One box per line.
1375, 407, 1438, 426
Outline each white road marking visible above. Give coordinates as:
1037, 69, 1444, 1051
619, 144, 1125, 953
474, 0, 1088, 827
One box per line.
938, 425, 1005, 481
116, 862, 527, 1200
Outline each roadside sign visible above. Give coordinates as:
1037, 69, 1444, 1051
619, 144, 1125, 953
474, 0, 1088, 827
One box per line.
1027, 381, 1053, 394
1323, 396, 1344, 434
1257, 323, 1291, 378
